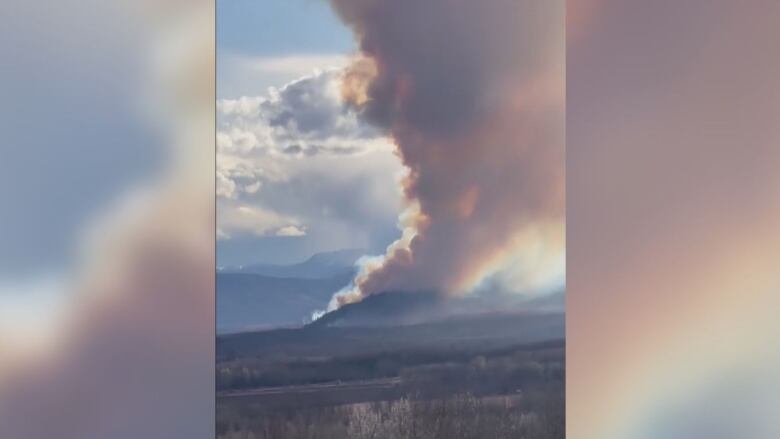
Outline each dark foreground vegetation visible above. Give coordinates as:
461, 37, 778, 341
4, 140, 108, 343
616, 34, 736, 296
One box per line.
218, 392, 563, 439
217, 312, 565, 439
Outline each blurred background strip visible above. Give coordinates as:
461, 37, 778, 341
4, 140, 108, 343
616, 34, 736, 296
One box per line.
568, 1, 780, 438
0, 0, 215, 438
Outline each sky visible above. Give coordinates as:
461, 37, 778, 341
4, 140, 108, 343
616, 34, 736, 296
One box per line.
216, 0, 566, 307
218, 0, 355, 99
217, 0, 404, 266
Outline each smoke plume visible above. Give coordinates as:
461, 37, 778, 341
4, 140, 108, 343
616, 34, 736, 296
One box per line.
327, 0, 565, 309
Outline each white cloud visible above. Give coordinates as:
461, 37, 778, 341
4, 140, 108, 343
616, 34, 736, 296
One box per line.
243, 181, 261, 194
218, 68, 382, 157
218, 205, 303, 239
276, 225, 306, 237
216, 168, 237, 199
216, 68, 404, 250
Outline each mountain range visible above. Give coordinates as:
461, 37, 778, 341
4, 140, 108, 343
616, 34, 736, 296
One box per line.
217, 249, 364, 333
218, 248, 565, 334
219, 248, 365, 279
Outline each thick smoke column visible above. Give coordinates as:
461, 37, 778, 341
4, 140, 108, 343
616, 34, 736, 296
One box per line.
329, 0, 564, 308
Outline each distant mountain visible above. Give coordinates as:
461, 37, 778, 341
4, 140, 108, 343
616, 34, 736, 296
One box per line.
221, 248, 366, 279
217, 271, 353, 334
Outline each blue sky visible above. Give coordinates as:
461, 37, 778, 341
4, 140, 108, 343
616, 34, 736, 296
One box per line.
217, 0, 355, 99
218, 0, 353, 57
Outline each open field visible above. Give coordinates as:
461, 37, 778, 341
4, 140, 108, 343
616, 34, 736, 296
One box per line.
216, 312, 564, 439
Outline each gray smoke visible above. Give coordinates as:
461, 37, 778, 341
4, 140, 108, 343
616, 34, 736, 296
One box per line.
326, 0, 565, 309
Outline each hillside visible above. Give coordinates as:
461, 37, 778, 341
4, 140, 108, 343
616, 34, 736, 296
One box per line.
217, 309, 564, 360
312, 289, 565, 328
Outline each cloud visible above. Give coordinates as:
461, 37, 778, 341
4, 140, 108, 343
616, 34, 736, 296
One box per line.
243, 181, 261, 194
216, 68, 404, 252
276, 225, 306, 237
218, 68, 381, 155
216, 168, 237, 199
217, 53, 350, 99
218, 205, 304, 239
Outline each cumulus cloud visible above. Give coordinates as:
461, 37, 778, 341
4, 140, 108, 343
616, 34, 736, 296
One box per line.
276, 225, 306, 237
217, 68, 381, 157
218, 205, 305, 238
243, 180, 261, 194
217, 68, 403, 252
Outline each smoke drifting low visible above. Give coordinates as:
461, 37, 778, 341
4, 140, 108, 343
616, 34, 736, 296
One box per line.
327, 0, 565, 309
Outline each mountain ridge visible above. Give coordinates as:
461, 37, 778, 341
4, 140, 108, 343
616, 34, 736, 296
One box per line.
310, 289, 565, 329
220, 248, 366, 279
